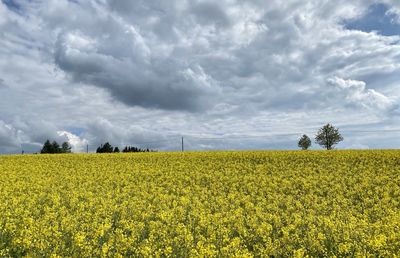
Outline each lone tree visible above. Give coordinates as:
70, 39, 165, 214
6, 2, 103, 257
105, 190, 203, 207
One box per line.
315, 123, 343, 150
298, 134, 311, 150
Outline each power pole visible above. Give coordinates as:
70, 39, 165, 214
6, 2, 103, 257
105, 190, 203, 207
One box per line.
86, 144, 89, 153
181, 137, 184, 152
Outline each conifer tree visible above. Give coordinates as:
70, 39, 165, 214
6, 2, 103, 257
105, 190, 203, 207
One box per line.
40, 140, 53, 154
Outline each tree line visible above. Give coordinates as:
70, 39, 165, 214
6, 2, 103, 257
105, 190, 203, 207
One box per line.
39, 123, 344, 154
40, 140, 72, 154
96, 142, 152, 153
39, 140, 153, 154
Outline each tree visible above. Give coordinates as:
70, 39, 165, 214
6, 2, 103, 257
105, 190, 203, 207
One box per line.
315, 123, 343, 150
298, 134, 311, 150
61, 142, 72, 153
96, 142, 114, 153
41, 140, 68, 154
52, 141, 61, 153
121, 145, 153, 153
102, 142, 113, 153
114, 147, 120, 153
41, 140, 53, 154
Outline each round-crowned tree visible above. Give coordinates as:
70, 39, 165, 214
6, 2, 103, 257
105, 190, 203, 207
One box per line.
315, 123, 343, 150
298, 134, 311, 150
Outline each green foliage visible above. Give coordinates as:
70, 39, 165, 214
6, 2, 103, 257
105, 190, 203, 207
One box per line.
122, 146, 151, 153
41, 140, 72, 154
61, 142, 72, 153
315, 123, 343, 150
40, 140, 53, 154
298, 134, 311, 150
51, 141, 61, 153
96, 142, 114, 153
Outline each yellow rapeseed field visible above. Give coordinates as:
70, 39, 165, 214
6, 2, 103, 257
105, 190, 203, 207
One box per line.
0, 151, 399, 257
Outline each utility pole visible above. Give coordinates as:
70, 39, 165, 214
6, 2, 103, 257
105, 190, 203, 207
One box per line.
86, 144, 89, 153
181, 137, 184, 152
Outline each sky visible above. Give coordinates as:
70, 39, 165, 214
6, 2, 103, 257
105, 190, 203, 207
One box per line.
0, 0, 400, 153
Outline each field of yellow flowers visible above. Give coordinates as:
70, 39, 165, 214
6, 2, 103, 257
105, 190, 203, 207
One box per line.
0, 150, 399, 257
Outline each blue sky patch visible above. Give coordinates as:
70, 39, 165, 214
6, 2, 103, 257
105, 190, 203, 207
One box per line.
344, 3, 400, 36
67, 127, 85, 136
1, 0, 21, 12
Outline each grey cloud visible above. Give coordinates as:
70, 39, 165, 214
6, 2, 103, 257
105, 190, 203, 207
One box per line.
0, 120, 19, 149
49, 0, 400, 114
190, 2, 230, 27
53, 24, 219, 111
1, 0, 400, 153
83, 118, 171, 150
12, 118, 63, 145
0, 78, 6, 89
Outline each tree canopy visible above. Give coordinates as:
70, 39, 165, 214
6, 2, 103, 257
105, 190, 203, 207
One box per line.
315, 123, 343, 150
41, 140, 72, 154
298, 134, 311, 150
122, 146, 151, 153
96, 142, 114, 153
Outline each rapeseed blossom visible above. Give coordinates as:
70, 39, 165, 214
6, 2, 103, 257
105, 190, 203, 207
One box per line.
0, 151, 399, 256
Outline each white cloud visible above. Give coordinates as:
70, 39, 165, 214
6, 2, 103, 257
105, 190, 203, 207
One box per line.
57, 131, 89, 153
0, 0, 400, 153
0, 2, 8, 26
385, 0, 400, 22
327, 76, 395, 110
344, 143, 370, 150
0, 120, 20, 149
64, 31, 98, 52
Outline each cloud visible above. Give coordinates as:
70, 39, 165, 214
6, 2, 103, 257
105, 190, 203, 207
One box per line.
0, 120, 44, 154
47, 0, 400, 114
49, 2, 222, 112
0, 120, 20, 149
0, 78, 6, 89
344, 143, 370, 150
327, 76, 395, 110
57, 131, 88, 153
82, 117, 171, 151
1, 0, 400, 153
0, 1, 8, 26
190, 2, 230, 27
